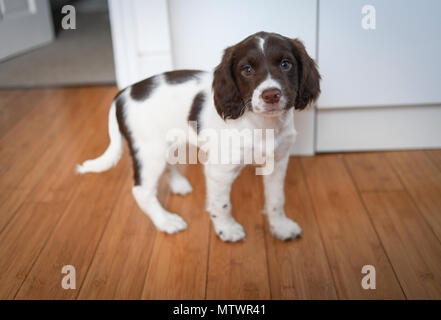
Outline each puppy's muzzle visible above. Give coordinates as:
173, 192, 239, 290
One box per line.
261, 88, 283, 112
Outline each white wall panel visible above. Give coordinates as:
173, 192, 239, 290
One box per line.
133, 0, 171, 55
168, 0, 317, 71
318, 0, 441, 109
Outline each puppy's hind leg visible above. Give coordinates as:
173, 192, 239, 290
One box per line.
132, 146, 187, 234
167, 165, 193, 195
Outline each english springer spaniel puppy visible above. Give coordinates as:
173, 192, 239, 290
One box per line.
77, 32, 320, 242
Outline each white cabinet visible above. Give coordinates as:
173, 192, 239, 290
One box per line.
316, 0, 441, 151
318, 0, 441, 108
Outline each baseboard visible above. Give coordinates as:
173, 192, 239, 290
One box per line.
316, 104, 441, 152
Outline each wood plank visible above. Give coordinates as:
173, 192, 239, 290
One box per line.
0, 90, 37, 137
13, 88, 131, 299
345, 152, 403, 192
386, 151, 441, 241
0, 88, 72, 173
345, 152, 441, 299
0, 90, 23, 109
206, 166, 270, 300
76, 171, 171, 299
300, 155, 404, 299
14, 157, 129, 299
362, 191, 441, 299
0, 88, 107, 232
0, 90, 20, 107
425, 149, 441, 172
2, 86, 439, 300
264, 158, 337, 299
0, 88, 118, 299
141, 164, 210, 300
0, 89, 78, 202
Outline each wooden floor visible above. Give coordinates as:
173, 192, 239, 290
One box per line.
1, 86, 441, 300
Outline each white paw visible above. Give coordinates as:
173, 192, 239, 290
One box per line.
169, 175, 193, 195
154, 212, 188, 234
214, 220, 246, 242
269, 217, 302, 241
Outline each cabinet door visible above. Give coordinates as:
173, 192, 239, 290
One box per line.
318, 0, 441, 108
316, 0, 441, 152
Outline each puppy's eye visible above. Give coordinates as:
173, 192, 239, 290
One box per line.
241, 65, 254, 77
280, 60, 292, 71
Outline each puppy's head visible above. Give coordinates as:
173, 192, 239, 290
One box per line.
213, 32, 321, 119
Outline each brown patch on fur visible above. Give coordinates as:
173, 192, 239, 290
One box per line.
130, 76, 157, 101
164, 70, 203, 85
188, 91, 205, 133
212, 45, 246, 120
115, 93, 142, 185
288, 38, 321, 109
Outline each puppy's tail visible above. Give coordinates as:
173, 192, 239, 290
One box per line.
76, 102, 123, 174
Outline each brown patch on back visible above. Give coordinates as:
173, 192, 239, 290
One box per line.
130, 76, 157, 101
164, 70, 203, 85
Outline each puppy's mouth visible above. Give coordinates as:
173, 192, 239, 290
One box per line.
263, 103, 283, 112
254, 102, 286, 116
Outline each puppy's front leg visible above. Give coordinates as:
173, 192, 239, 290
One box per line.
204, 164, 245, 242
263, 155, 302, 240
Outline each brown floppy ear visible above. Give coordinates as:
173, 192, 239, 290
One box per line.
212, 46, 244, 119
290, 39, 321, 110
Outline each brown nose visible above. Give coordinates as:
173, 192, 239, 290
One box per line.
262, 88, 281, 104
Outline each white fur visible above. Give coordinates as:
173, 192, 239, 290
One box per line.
168, 165, 193, 195
257, 37, 265, 53
77, 71, 300, 242
76, 102, 123, 174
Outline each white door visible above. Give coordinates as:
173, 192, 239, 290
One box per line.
0, 0, 54, 61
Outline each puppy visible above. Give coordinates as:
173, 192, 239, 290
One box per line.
77, 31, 320, 242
